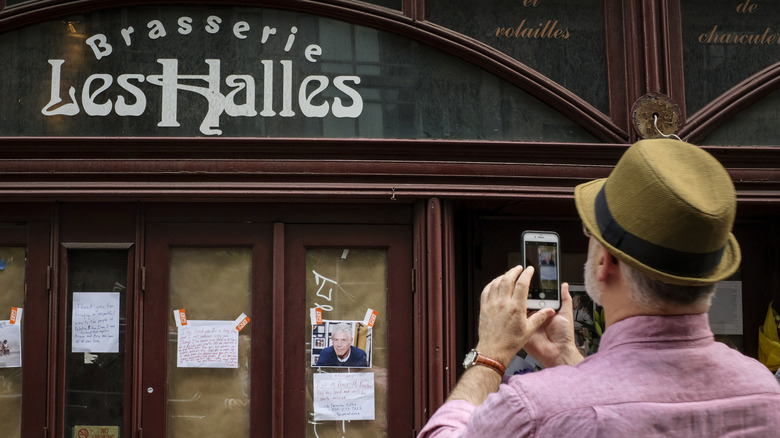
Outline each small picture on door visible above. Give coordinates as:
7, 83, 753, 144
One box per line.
0, 320, 22, 368
311, 320, 372, 368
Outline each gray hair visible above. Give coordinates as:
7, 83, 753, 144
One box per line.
331, 322, 353, 338
620, 262, 716, 309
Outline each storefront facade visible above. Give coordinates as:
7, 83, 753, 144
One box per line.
0, 0, 778, 437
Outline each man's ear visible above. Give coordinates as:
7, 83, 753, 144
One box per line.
595, 244, 619, 281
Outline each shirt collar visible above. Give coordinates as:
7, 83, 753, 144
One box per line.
599, 313, 714, 351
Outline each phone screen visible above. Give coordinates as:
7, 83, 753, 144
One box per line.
524, 240, 559, 301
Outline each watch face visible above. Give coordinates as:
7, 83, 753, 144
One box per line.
463, 350, 477, 368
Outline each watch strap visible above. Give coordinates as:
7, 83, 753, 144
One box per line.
465, 350, 506, 377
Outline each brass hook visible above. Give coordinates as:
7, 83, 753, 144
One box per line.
653, 114, 682, 141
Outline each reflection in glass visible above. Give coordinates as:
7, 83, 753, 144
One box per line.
167, 248, 252, 438
426, 0, 609, 113
65, 250, 128, 437
681, 0, 780, 115
701, 88, 780, 146
0, 247, 25, 438
305, 248, 388, 437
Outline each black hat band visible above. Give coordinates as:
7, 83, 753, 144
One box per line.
594, 186, 725, 277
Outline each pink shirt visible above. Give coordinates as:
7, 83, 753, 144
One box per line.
419, 314, 780, 437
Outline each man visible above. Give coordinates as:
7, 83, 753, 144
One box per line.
419, 139, 780, 437
316, 322, 368, 367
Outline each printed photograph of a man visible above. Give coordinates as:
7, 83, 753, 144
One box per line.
314, 322, 370, 368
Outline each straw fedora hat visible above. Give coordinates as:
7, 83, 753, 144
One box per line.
575, 138, 741, 285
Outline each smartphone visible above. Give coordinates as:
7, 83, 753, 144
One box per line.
521, 230, 561, 310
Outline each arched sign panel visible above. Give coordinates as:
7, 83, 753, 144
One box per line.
0, 6, 594, 141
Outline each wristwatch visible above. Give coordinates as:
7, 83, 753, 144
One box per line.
463, 349, 506, 377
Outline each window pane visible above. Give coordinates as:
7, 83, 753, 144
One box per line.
681, 0, 780, 115
167, 248, 252, 438
305, 248, 388, 437
426, 0, 609, 113
701, 88, 780, 146
65, 250, 128, 437
0, 247, 25, 438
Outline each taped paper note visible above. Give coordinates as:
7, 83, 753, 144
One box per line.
234, 313, 251, 332
177, 320, 239, 368
9, 307, 21, 325
313, 372, 375, 421
173, 309, 188, 327
310, 307, 323, 325
362, 308, 378, 328
72, 292, 120, 353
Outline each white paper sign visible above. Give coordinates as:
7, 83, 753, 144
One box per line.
72, 292, 120, 353
313, 372, 375, 421
0, 320, 22, 368
177, 321, 239, 368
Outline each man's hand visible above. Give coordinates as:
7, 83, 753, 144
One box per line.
475, 265, 556, 367
523, 282, 584, 367
447, 265, 555, 406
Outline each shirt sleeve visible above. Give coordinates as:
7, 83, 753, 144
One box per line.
417, 400, 475, 438
417, 381, 535, 437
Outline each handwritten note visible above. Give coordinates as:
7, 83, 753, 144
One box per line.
72, 292, 120, 353
177, 321, 239, 368
313, 372, 375, 421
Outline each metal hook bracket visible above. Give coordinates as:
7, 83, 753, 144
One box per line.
631, 94, 682, 140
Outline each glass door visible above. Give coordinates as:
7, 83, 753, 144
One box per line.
283, 225, 414, 438
62, 246, 133, 438
0, 221, 49, 438
142, 223, 273, 438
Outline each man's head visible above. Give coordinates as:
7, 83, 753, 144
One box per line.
330, 323, 353, 359
575, 139, 740, 285
576, 139, 740, 306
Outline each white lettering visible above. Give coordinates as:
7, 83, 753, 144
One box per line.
299, 75, 329, 118
259, 60, 275, 117
121, 27, 134, 46
41, 60, 80, 116
40, 18, 368, 135
81, 74, 114, 116
332, 76, 362, 118
225, 75, 257, 117
147, 59, 227, 135
146, 59, 180, 128
305, 44, 322, 63
115, 74, 147, 116
205, 15, 221, 34
233, 21, 250, 39
178, 17, 193, 35
82, 74, 113, 116
86, 34, 113, 60
147, 20, 167, 39
280, 60, 295, 117
261, 26, 276, 44
284, 26, 297, 52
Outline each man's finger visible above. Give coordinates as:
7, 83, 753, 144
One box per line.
512, 265, 533, 300
501, 265, 525, 293
526, 307, 555, 333
558, 282, 575, 322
